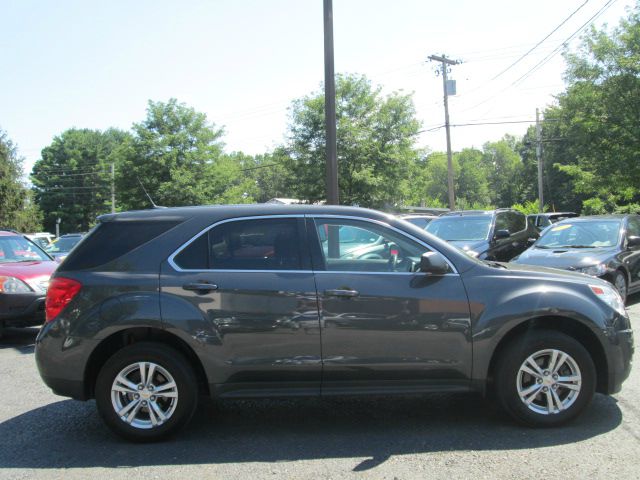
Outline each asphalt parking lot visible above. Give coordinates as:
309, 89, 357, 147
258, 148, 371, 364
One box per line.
1, 299, 639, 480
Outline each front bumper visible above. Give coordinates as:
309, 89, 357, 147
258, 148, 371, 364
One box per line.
0, 293, 45, 327
606, 324, 634, 394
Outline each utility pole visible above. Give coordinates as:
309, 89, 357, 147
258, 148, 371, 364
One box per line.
428, 54, 460, 211
536, 108, 544, 213
323, 0, 339, 206
110, 162, 116, 213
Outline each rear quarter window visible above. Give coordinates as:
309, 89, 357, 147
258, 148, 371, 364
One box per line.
59, 220, 181, 271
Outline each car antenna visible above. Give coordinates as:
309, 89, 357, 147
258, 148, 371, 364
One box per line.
136, 176, 166, 209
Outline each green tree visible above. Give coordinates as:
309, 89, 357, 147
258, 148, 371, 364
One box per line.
283, 74, 422, 207
31, 128, 128, 233
116, 99, 248, 210
0, 129, 43, 232
482, 136, 525, 207
532, 6, 640, 212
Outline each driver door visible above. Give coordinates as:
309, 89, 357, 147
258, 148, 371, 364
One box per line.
308, 217, 472, 391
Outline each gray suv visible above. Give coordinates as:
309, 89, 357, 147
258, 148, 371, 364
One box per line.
35, 205, 633, 441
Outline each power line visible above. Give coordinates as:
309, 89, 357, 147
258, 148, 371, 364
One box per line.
512, 0, 617, 87
491, 0, 590, 81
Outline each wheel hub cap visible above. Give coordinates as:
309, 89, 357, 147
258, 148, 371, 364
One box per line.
516, 348, 582, 415
110, 361, 179, 429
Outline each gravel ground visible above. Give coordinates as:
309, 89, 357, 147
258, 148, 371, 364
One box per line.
0, 297, 639, 479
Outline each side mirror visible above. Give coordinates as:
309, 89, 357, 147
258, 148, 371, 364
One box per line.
494, 229, 510, 239
628, 236, 640, 248
419, 251, 450, 275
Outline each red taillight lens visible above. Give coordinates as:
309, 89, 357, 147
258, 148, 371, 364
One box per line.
45, 277, 82, 322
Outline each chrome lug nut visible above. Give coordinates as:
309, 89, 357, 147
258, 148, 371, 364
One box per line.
137, 385, 143, 390
134, 394, 140, 399
536, 378, 543, 384
542, 387, 549, 392
150, 396, 156, 401
543, 370, 550, 376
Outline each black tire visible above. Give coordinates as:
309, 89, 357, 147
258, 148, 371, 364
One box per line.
494, 330, 596, 427
612, 270, 628, 304
95, 342, 198, 442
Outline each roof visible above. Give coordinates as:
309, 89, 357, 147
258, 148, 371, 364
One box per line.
442, 209, 512, 216
555, 214, 632, 222
98, 204, 395, 223
529, 212, 578, 217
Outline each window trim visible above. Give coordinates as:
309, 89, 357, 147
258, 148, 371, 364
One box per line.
168, 214, 458, 275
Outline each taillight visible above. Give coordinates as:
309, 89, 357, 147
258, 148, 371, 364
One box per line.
45, 277, 82, 322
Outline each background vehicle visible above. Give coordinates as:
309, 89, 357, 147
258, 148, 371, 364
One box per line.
513, 215, 640, 302
45, 233, 83, 262
0, 229, 57, 337
36, 205, 633, 441
527, 212, 579, 233
26, 232, 55, 249
425, 209, 538, 261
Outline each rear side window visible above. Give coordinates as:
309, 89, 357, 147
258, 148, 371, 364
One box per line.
59, 220, 180, 271
173, 218, 302, 271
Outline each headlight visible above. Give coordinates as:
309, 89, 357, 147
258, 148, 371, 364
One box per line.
589, 283, 625, 315
577, 263, 608, 276
0, 276, 33, 294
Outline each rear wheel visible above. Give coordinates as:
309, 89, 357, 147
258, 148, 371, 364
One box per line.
494, 330, 596, 427
95, 342, 198, 442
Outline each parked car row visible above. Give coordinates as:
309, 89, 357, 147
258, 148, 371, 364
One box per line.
402, 209, 638, 303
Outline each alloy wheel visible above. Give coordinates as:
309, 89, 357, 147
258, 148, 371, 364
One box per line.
110, 361, 179, 429
516, 348, 582, 415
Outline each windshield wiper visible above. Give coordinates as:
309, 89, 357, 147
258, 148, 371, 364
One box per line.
557, 245, 598, 249
484, 260, 507, 268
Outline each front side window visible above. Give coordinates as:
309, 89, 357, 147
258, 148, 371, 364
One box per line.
174, 218, 302, 271
314, 219, 435, 273
508, 212, 526, 233
494, 213, 509, 233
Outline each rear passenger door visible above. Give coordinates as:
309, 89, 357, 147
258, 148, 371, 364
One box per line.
160, 216, 322, 396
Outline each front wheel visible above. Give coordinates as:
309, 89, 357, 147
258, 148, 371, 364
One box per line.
612, 271, 628, 304
494, 330, 596, 427
95, 342, 198, 442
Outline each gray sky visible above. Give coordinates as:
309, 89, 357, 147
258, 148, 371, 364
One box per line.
1, 0, 634, 175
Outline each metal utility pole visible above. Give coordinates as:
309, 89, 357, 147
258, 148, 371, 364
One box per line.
323, 0, 339, 206
110, 163, 116, 213
536, 108, 544, 213
428, 54, 460, 210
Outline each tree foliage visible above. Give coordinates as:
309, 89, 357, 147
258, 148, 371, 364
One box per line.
0, 129, 42, 232
283, 74, 421, 208
32, 128, 127, 233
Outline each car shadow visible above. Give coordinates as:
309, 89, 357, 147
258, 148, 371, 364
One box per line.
0, 392, 622, 471
0, 327, 38, 354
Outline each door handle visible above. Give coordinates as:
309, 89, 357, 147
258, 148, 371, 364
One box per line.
325, 289, 359, 298
182, 282, 218, 293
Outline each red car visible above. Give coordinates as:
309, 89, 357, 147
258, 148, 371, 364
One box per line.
0, 230, 58, 337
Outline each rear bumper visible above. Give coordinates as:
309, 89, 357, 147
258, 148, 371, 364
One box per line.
35, 321, 98, 401
0, 293, 45, 327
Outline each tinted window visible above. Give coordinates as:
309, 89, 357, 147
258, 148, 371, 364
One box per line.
60, 220, 180, 271
314, 219, 435, 273
176, 218, 302, 271
626, 217, 640, 237
494, 213, 509, 232
508, 212, 526, 232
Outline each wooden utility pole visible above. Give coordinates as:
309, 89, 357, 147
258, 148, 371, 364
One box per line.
428, 54, 460, 210
536, 108, 544, 213
323, 0, 338, 206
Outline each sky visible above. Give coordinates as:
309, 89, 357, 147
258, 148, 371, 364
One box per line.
1, 0, 635, 176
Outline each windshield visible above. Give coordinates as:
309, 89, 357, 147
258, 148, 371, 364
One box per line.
46, 236, 82, 253
0, 236, 50, 263
425, 216, 492, 242
536, 220, 621, 248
